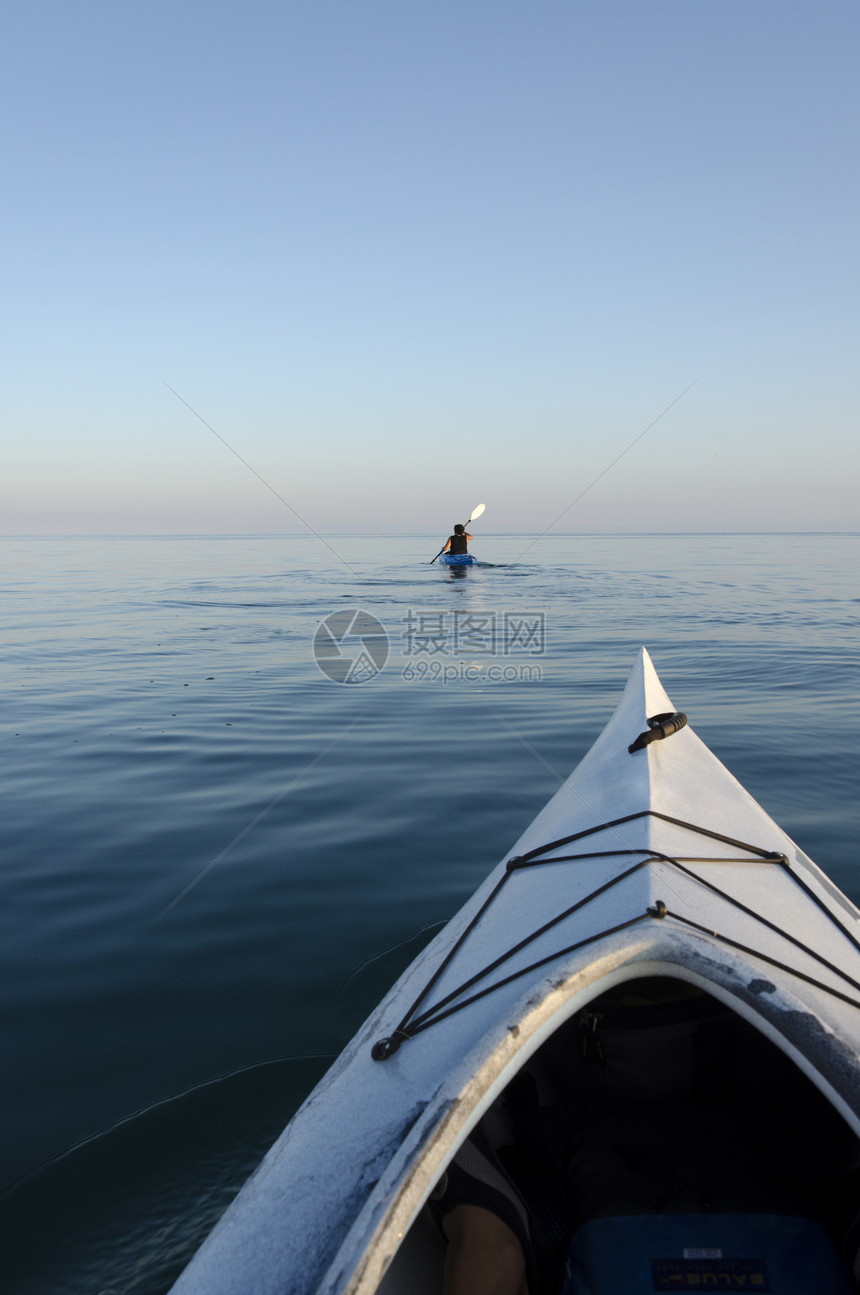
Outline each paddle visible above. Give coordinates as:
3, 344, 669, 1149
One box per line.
430, 503, 486, 563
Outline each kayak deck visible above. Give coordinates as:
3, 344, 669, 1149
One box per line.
370, 649, 860, 1076
169, 649, 860, 1295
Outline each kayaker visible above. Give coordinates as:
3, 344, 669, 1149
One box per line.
434, 1143, 531, 1295
443, 524, 472, 557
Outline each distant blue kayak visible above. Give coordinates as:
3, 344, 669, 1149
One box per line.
440, 553, 475, 566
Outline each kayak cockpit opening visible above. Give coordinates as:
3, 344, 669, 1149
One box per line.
379, 977, 860, 1294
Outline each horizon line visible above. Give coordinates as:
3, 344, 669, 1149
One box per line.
2, 530, 858, 541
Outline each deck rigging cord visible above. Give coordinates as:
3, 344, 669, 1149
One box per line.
372, 808, 860, 1058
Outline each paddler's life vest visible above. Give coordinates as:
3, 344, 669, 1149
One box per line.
448, 532, 468, 555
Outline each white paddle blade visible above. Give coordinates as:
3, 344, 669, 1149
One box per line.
468, 503, 486, 523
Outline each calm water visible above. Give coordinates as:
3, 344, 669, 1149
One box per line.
1, 532, 858, 1293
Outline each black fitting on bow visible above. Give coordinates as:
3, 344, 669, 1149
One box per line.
371, 1029, 411, 1061
629, 712, 688, 753
649, 900, 668, 919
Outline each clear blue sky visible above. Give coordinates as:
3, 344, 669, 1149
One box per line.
4, 0, 858, 534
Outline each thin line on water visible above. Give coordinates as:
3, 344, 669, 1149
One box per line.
161, 704, 374, 915
162, 380, 360, 576
324, 918, 450, 1027
479, 698, 569, 786
0, 1052, 336, 1198
491, 381, 697, 573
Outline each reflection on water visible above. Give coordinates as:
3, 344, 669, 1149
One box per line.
1, 532, 858, 1292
